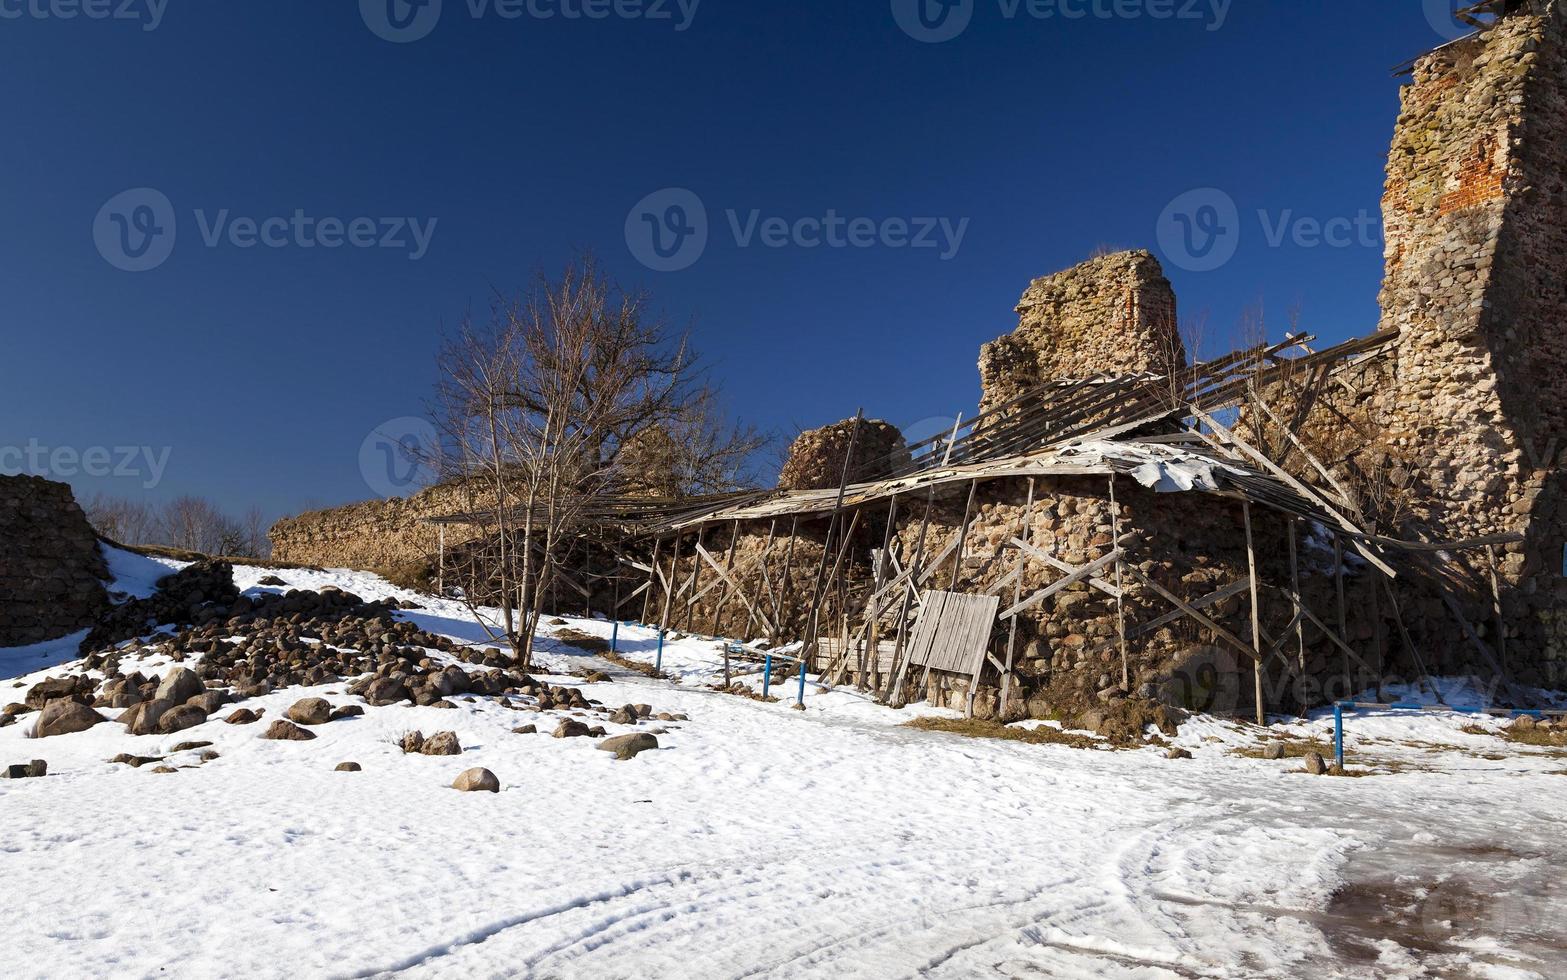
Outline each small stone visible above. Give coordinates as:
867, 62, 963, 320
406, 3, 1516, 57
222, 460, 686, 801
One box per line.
187, 691, 229, 714
512, 724, 537, 735
329, 705, 365, 721
335, 762, 362, 772
224, 708, 263, 725
400, 731, 426, 754
597, 733, 659, 760
198, 750, 220, 762
451, 767, 500, 793
1303, 752, 1329, 776
363, 677, 412, 706
1166, 747, 1193, 760
109, 753, 161, 768
169, 741, 213, 753
26, 759, 46, 778
261, 720, 316, 741
286, 698, 333, 726
610, 706, 637, 725
1263, 743, 1287, 761
421, 731, 462, 756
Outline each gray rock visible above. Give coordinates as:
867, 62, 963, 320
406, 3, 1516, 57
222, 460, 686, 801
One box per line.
33, 699, 107, 738
1303, 751, 1329, 776
329, 705, 365, 721
399, 731, 426, 754
364, 677, 412, 706
261, 719, 316, 741
597, 732, 659, 760
609, 706, 638, 725
553, 719, 591, 739
1166, 747, 1193, 760
156, 667, 205, 705
286, 698, 333, 726
1263, 743, 1286, 761
187, 690, 228, 715
2, 760, 46, 778
122, 698, 175, 736
451, 767, 500, 793
335, 762, 362, 772
421, 731, 462, 756
512, 724, 537, 735
158, 705, 208, 735
224, 708, 263, 725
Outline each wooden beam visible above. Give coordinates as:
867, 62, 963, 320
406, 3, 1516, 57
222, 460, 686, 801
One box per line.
1007, 538, 1122, 599
1243, 501, 1265, 725
999, 549, 1124, 620
1123, 563, 1260, 664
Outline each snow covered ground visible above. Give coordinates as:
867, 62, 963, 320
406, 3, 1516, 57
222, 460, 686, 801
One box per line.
3, 553, 1566, 979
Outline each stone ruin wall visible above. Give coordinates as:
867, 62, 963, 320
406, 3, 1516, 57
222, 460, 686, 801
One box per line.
653, 475, 1378, 720
0, 475, 109, 647
979, 250, 1184, 413
268, 480, 490, 576
1373, 3, 1567, 684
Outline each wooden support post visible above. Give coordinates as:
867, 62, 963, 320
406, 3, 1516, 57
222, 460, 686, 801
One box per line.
1109, 476, 1129, 691
437, 525, 445, 595
774, 516, 801, 645
641, 537, 661, 625
802, 412, 864, 667
949, 480, 978, 590
999, 478, 1036, 717
711, 520, 740, 638
683, 530, 703, 633
1370, 566, 1384, 703
1486, 544, 1506, 672
1243, 502, 1265, 726
745, 519, 777, 641
1334, 535, 1348, 693
1288, 520, 1305, 672
659, 533, 683, 632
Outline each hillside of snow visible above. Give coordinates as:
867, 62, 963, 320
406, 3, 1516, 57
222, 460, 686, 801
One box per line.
2, 549, 1566, 979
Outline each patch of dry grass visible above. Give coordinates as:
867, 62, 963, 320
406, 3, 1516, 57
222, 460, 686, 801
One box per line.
601, 650, 665, 679
904, 717, 1107, 751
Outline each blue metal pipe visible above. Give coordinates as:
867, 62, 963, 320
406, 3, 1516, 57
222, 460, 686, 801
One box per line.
655, 630, 665, 674
1334, 702, 1347, 770
763, 653, 773, 700
611, 620, 619, 653
797, 658, 807, 707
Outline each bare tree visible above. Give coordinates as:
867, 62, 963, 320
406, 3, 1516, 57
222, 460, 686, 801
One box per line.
83, 493, 161, 546
433, 256, 764, 668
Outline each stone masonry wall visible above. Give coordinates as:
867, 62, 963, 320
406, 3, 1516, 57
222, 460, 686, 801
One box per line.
1377, 2, 1567, 684
0, 475, 109, 647
268, 480, 490, 575
979, 250, 1183, 413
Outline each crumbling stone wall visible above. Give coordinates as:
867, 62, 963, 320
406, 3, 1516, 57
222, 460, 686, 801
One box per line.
978, 250, 1183, 412
1376, 2, 1567, 685
268, 480, 489, 575
778, 419, 910, 491
0, 475, 109, 646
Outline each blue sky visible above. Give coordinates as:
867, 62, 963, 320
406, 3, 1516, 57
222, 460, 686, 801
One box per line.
0, 1, 1472, 520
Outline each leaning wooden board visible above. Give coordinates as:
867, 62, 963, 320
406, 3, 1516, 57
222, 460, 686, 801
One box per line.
907, 591, 1000, 676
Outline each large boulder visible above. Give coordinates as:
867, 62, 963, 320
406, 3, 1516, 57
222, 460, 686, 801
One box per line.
451, 768, 500, 793
33, 699, 106, 738
261, 720, 316, 741
158, 705, 208, 735
363, 677, 412, 706
286, 698, 333, 726
421, 731, 462, 756
122, 698, 175, 736
156, 667, 205, 705
597, 733, 659, 760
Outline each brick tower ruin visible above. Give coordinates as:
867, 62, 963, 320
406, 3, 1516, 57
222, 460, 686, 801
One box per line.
978, 249, 1183, 412
1377, 0, 1567, 685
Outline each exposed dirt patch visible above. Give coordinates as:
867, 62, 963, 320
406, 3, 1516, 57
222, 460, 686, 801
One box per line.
905, 717, 1108, 751
601, 650, 665, 680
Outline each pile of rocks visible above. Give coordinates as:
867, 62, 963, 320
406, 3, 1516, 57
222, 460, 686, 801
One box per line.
81, 560, 240, 654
